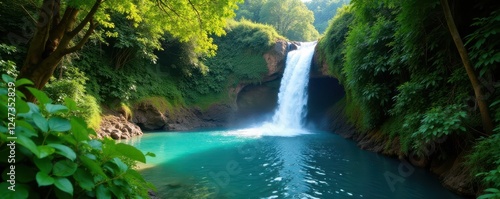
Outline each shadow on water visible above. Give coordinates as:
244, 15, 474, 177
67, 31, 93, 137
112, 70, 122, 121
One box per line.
131, 131, 464, 199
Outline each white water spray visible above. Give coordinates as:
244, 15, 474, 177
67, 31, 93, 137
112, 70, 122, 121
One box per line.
228, 42, 317, 137
271, 42, 316, 129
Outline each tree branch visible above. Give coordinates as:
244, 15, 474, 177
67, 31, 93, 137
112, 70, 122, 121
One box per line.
187, 0, 203, 31
67, 0, 102, 37
63, 20, 97, 55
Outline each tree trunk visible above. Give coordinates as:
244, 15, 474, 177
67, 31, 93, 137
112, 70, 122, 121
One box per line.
18, 0, 101, 102
440, 0, 494, 135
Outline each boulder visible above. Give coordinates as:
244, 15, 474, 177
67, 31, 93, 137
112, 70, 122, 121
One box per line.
97, 115, 143, 139
132, 102, 168, 130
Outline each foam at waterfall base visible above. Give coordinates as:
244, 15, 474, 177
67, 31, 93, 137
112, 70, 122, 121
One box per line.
224, 123, 311, 137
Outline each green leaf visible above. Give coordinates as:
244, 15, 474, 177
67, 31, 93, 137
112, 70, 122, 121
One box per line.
17, 134, 39, 156
115, 143, 146, 163
15, 96, 30, 113
88, 140, 102, 150
2, 74, 14, 83
26, 87, 52, 105
96, 184, 112, 199
48, 117, 71, 132
484, 188, 500, 193
0, 182, 29, 199
37, 145, 56, 159
34, 157, 53, 173
32, 112, 48, 132
111, 158, 128, 174
64, 97, 78, 111
70, 117, 89, 141
46, 104, 68, 114
53, 160, 78, 177
36, 171, 55, 186
16, 120, 37, 138
73, 169, 95, 191
80, 155, 107, 177
15, 78, 33, 87
145, 152, 156, 157
47, 144, 76, 161
54, 177, 73, 196
125, 169, 146, 183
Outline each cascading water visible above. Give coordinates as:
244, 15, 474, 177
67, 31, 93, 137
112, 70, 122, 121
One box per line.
272, 42, 316, 129
246, 41, 317, 136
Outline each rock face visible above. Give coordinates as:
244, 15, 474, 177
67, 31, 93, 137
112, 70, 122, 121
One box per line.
131, 103, 234, 131
262, 40, 288, 82
97, 115, 143, 139
129, 40, 290, 131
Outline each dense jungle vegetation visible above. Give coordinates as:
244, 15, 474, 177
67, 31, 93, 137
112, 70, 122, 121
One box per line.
0, 0, 499, 198
318, 0, 500, 197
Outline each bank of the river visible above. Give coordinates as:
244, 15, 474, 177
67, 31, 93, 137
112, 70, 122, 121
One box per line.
325, 100, 475, 197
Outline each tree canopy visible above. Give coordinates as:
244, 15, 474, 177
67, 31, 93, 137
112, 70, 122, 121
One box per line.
236, 0, 319, 41
15, 0, 242, 96
305, 0, 350, 33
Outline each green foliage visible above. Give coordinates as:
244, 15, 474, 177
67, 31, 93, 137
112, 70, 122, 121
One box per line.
0, 75, 154, 199
44, 67, 101, 130
0, 44, 18, 78
343, 7, 397, 129
74, 0, 242, 60
318, 5, 353, 80
408, 104, 467, 155
179, 20, 282, 106
466, 10, 500, 77
226, 19, 285, 53
135, 97, 173, 114
305, 0, 351, 33
76, 45, 184, 105
468, 132, 500, 198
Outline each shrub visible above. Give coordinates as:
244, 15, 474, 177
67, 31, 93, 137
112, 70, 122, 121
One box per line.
44, 67, 101, 130
0, 75, 154, 199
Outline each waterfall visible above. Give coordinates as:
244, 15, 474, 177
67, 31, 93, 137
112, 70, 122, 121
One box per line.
272, 42, 316, 129
247, 41, 316, 136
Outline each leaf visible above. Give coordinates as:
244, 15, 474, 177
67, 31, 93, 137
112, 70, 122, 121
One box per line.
48, 117, 71, 132
26, 87, 52, 105
54, 177, 73, 196
34, 157, 53, 173
15, 120, 37, 138
46, 104, 68, 114
73, 169, 95, 191
115, 143, 146, 163
17, 134, 39, 156
484, 188, 500, 193
53, 160, 78, 177
0, 182, 29, 199
88, 140, 103, 151
37, 145, 56, 159
70, 117, 89, 141
96, 185, 112, 199
15, 78, 33, 87
64, 97, 78, 111
145, 152, 156, 157
2, 74, 15, 83
80, 155, 107, 177
36, 171, 55, 186
47, 143, 76, 161
110, 158, 128, 174
15, 96, 30, 113
125, 169, 146, 183
32, 112, 48, 132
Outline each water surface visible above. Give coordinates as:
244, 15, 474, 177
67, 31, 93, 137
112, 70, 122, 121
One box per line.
124, 129, 463, 199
